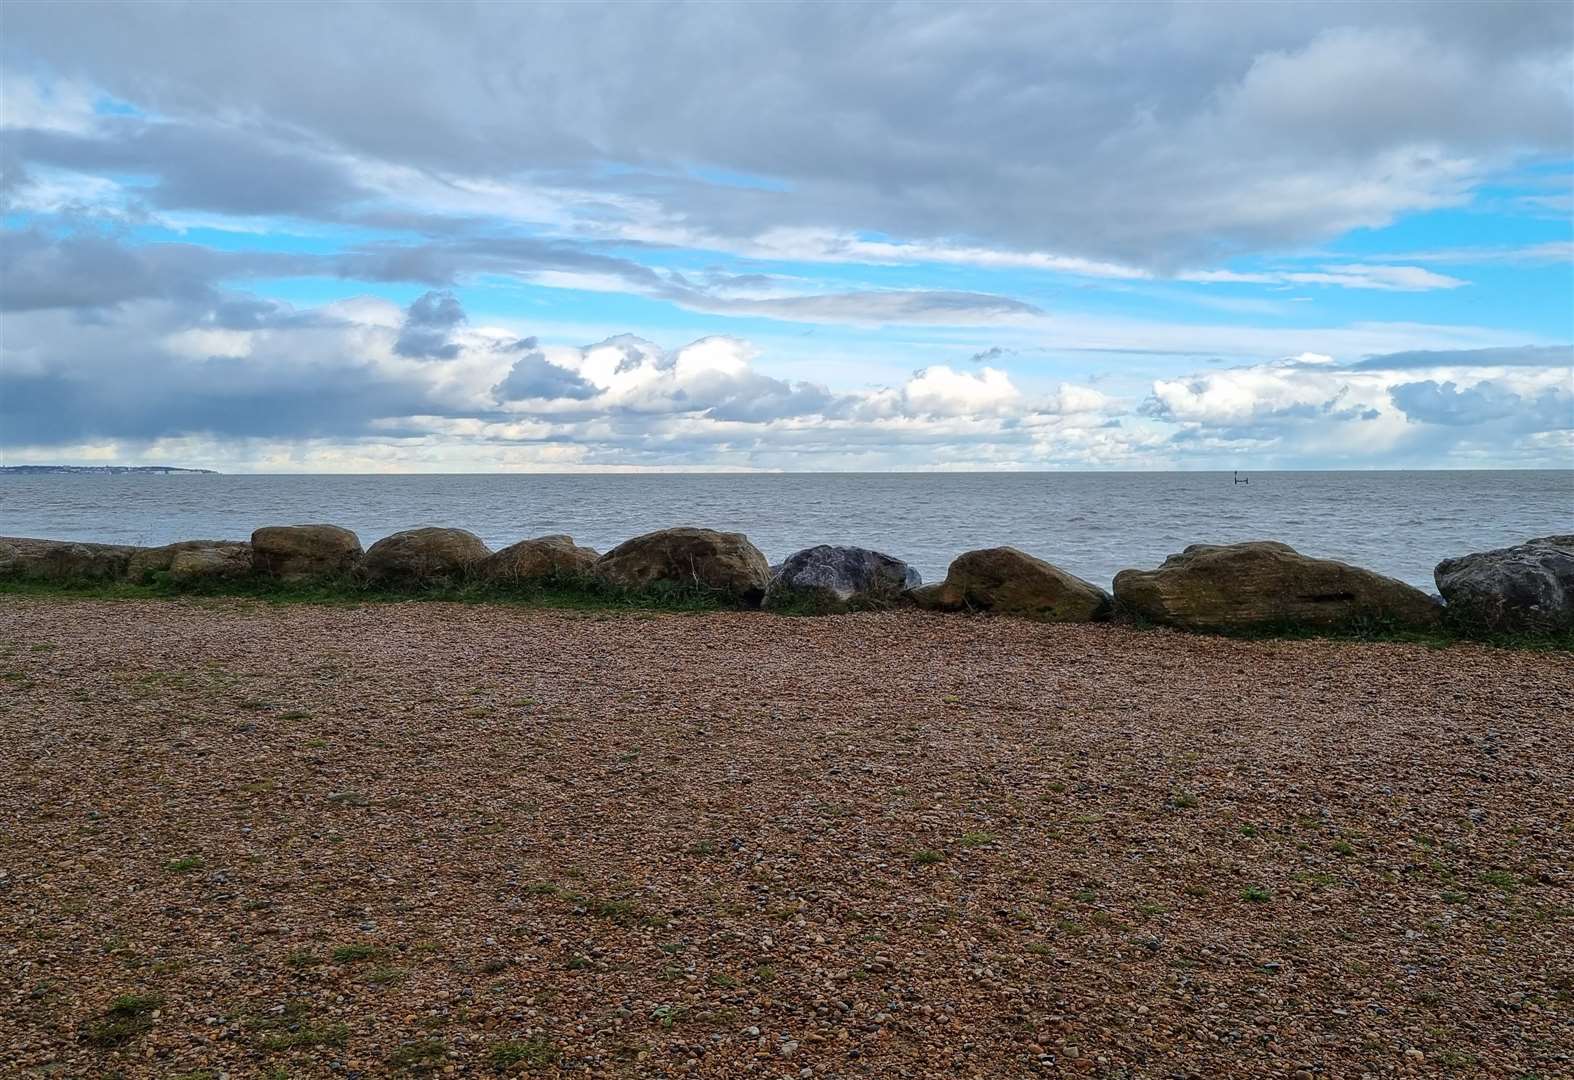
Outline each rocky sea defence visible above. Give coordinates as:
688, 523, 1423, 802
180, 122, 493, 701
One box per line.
2, 526, 1570, 642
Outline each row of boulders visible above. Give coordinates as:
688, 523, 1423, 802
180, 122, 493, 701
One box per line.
2, 525, 1569, 634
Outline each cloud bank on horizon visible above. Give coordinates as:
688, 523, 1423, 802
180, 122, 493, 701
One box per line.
1, 0, 1570, 471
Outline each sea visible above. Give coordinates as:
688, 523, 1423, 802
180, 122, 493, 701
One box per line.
2, 471, 1570, 592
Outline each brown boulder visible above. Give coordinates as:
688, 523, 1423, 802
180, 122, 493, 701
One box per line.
909, 580, 965, 612
1113, 540, 1442, 632
251, 525, 363, 581
0, 536, 143, 582
479, 534, 599, 585
595, 527, 770, 604
945, 546, 1111, 621
363, 527, 491, 587
128, 540, 248, 582
169, 544, 253, 584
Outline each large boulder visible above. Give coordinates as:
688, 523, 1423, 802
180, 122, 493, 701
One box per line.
480, 534, 599, 585
910, 581, 965, 612
251, 524, 363, 581
1434, 535, 1574, 633
363, 527, 491, 588
169, 543, 253, 584
944, 546, 1111, 621
595, 527, 771, 604
763, 544, 920, 612
1113, 540, 1442, 632
128, 540, 248, 582
0, 536, 144, 582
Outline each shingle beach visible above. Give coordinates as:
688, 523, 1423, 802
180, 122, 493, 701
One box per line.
2, 598, 1570, 1078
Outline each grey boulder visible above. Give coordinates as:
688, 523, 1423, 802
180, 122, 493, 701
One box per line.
764, 544, 920, 612
1435, 534, 1574, 633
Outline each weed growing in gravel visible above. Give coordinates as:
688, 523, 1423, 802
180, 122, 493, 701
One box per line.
650, 1004, 688, 1029
583, 897, 648, 926
387, 1039, 448, 1073
364, 966, 407, 985
1242, 886, 1273, 903
331, 943, 385, 963
1332, 840, 1357, 856
285, 950, 323, 968
958, 831, 995, 848
914, 849, 945, 865
164, 855, 205, 873
1171, 792, 1200, 809
1479, 870, 1520, 893
488, 1035, 560, 1070
80, 993, 165, 1046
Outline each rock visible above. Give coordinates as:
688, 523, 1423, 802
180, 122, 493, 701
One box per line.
0, 536, 143, 582
363, 527, 491, 587
251, 524, 363, 581
1434, 534, 1574, 633
944, 546, 1111, 621
763, 544, 920, 612
128, 540, 248, 582
909, 580, 965, 612
1113, 540, 1442, 632
595, 527, 771, 604
479, 534, 599, 585
169, 544, 253, 584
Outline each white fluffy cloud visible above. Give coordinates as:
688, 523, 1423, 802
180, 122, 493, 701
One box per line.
4, 274, 1564, 471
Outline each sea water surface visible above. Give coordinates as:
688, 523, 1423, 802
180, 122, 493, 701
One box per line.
2, 471, 1570, 591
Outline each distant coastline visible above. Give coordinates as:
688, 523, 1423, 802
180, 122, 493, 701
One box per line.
0, 465, 217, 475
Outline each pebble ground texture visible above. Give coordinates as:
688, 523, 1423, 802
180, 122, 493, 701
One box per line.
2, 598, 1571, 1080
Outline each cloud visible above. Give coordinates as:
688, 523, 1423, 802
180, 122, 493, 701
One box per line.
492, 342, 600, 401
3, 3, 1568, 265
1389, 379, 1572, 429
3, 120, 369, 217
1134, 344, 1572, 466
1346, 344, 1574, 370
393, 289, 466, 359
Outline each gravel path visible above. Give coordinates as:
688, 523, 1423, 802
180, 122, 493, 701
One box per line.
2, 598, 1570, 1079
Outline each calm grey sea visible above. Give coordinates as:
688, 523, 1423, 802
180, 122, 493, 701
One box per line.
2, 471, 1570, 591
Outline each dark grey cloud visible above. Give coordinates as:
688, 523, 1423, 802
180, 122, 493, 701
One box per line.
0, 227, 323, 312
969, 346, 1008, 364
1348, 345, 1574, 371
0, 313, 444, 446
393, 289, 466, 359
4, 2, 1568, 264
689, 371, 834, 423
1389, 379, 1573, 430
3, 121, 368, 217
493, 348, 599, 401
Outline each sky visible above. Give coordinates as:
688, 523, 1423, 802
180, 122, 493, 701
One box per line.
1, 1, 1571, 472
